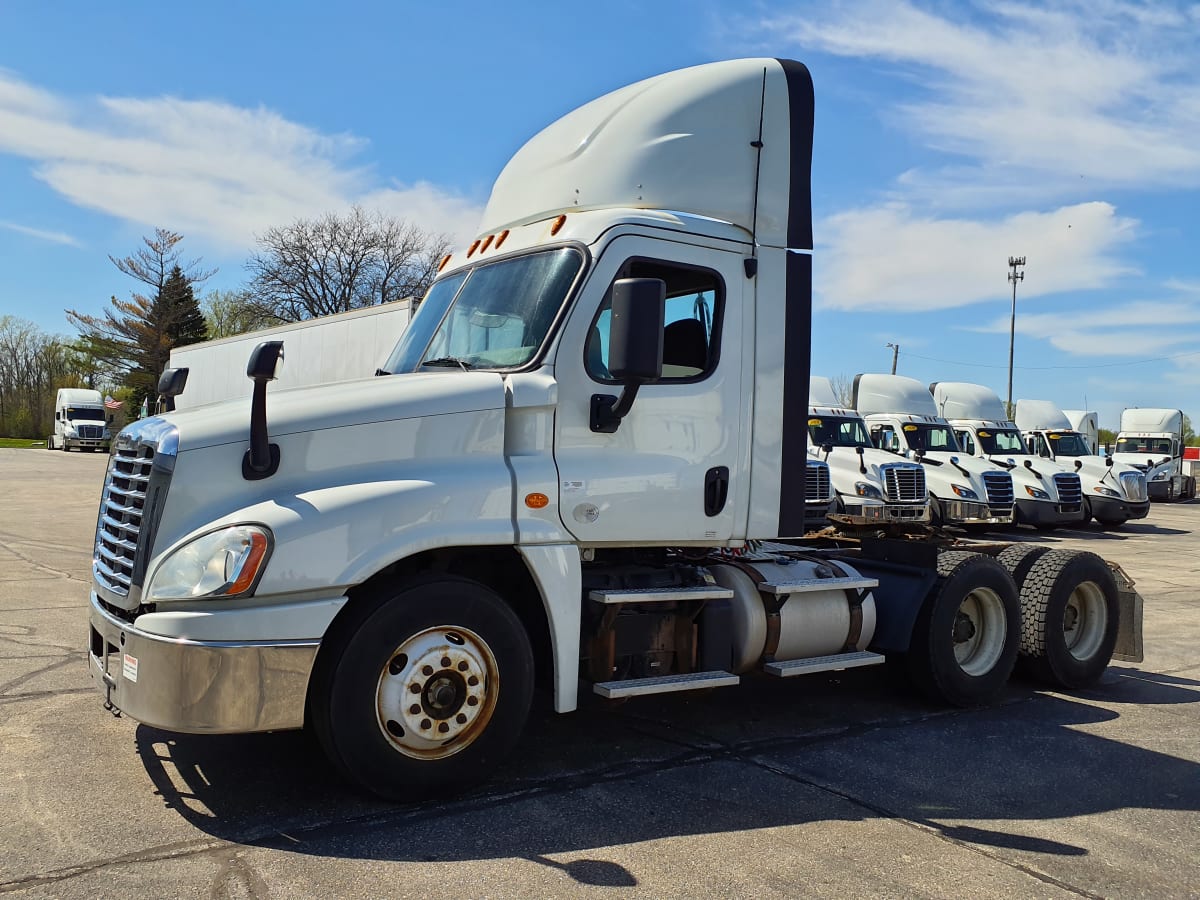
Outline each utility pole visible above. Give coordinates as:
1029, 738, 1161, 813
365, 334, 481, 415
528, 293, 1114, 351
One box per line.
886, 342, 900, 375
1006, 256, 1026, 419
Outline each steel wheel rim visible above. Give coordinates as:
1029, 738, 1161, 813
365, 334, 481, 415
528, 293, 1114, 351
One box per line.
1063, 580, 1106, 661
953, 587, 1007, 676
375, 625, 499, 760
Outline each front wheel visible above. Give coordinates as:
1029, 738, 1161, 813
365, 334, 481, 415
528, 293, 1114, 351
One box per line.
906, 551, 1020, 706
1016, 550, 1119, 689
308, 575, 535, 801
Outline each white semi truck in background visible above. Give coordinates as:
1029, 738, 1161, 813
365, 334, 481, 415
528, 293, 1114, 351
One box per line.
807, 376, 929, 526
1015, 400, 1150, 527
1113, 408, 1196, 501
48, 388, 111, 452
86, 58, 1142, 802
852, 374, 1015, 528
167, 301, 414, 410
1064, 410, 1099, 455
932, 382, 1083, 530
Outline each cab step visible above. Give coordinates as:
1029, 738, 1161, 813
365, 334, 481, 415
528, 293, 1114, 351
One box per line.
763, 650, 886, 678
758, 575, 878, 596
589, 585, 734, 604
593, 670, 739, 698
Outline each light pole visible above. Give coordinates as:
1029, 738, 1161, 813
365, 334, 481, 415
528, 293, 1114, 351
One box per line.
886, 342, 900, 375
1006, 256, 1025, 418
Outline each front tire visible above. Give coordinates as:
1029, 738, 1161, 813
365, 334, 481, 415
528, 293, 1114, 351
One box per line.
1016, 550, 1119, 689
906, 551, 1020, 706
309, 575, 534, 801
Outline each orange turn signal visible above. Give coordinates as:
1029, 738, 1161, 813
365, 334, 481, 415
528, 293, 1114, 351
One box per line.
524, 493, 550, 509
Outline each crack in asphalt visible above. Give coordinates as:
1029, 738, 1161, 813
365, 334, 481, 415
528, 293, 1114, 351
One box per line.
0, 535, 89, 584
0, 655, 78, 697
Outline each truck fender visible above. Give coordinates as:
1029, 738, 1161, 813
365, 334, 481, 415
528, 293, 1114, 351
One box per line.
517, 544, 582, 713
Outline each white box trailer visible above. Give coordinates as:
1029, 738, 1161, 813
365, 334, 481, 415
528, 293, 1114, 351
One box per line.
168, 301, 413, 410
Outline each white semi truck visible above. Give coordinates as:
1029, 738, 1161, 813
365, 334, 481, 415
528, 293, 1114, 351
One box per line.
853, 374, 1015, 528
167, 301, 414, 410
808, 376, 929, 526
86, 59, 1142, 801
1015, 400, 1150, 526
1113, 408, 1196, 501
931, 382, 1083, 530
49, 388, 111, 452
1064, 410, 1099, 455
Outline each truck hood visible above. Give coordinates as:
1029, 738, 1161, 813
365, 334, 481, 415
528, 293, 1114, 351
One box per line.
161, 371, 508, 452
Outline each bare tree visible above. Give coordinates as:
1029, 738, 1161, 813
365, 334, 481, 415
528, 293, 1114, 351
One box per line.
245, 207, 449, 323
829, 374, 855, 407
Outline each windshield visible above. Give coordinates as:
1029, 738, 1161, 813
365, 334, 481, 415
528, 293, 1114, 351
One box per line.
976, 428, 1025, 455
808, 415, 871, 448
1047, 431, 1093, 457
1115, 436, 1175, 455
899, 423, 960, 453
66, 407, 105, 421
382, 247, 583, 374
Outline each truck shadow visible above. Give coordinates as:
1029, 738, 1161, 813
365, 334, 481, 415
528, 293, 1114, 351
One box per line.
134, 668, 1200, 873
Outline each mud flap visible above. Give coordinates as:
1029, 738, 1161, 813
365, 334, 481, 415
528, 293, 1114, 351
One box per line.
1108, 562, 1144, 663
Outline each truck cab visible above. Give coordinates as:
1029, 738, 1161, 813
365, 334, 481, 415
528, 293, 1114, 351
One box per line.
807, 377, 929, 526
50, 388, 111, 452
853, 375, 1014, 527
1015, 399, 1150, 526
1112, 408, 1196, 501
931, 382, 1083, 529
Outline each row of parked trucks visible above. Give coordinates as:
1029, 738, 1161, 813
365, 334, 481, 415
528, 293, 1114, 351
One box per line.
88, 57, 1159, 802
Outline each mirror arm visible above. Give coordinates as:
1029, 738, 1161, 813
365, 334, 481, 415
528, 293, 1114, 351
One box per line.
590, 384, 643, 434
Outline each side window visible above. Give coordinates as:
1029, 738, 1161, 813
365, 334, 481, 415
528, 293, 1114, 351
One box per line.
956, 430, 976, 455
587, 258, 722, 383
1036, 434, 1052, 457
871, 425, 898, 452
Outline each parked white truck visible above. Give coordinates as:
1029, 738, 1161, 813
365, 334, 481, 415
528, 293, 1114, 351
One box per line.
167, 301, 414, 410
49, 388, 111, 452
852, 374, 1015, 528
1064, 410, 1099, 455
1014, 400, 1150, 526
1113, 408, 1196, 501
931, 382, 1083, 530
808, 376, 929, 526
87, 58, 1141, 801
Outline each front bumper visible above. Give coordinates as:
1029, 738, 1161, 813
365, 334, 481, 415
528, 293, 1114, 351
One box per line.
941, 499, 1013, 526
87, 592, 319, 734
840, 499, 930, 525
66, 437, 108, 450
1089, 495, 1151, 523
1015, 498, 1085, 526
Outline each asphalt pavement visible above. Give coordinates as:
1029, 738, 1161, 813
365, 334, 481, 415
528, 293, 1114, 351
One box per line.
1, 447, 1197, 898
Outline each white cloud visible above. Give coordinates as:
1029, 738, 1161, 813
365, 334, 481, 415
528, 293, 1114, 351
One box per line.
815, 200, 1136, 311
0, 220, 81, 246
761, 1, 1200, 198
0, 71, 483, 250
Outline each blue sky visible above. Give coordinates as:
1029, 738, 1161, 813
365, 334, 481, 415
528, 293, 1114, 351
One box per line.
2, 0, 1199, 431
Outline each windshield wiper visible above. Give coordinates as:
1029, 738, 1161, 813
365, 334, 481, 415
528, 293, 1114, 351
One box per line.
422, 356, 473, 370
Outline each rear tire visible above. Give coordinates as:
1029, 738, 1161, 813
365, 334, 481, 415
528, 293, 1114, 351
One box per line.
308, 575, 534, 801
1016, 550, 1119, 689
996, 543, 1050, 586
906, 551, 1020, 706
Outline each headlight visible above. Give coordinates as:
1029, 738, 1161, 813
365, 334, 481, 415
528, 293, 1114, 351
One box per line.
1025, 485, 1050, 500
146, 525, 272, 601
1093, 486, 1120, 498
854, 481, 883, 499
1152, 471, 1168, 480
950, 484, 978, 500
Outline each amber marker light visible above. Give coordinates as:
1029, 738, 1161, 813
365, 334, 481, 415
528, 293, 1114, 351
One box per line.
225, 530, 271, 595
467, 239, 480, 257
495, 229, 510, 248
437, 254, 452, 272
549, 214, 566, 235
479, 234, 494, 253
524, 493, 550, 509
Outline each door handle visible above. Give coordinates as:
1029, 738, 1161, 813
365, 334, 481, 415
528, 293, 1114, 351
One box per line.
704, 466, 729, 517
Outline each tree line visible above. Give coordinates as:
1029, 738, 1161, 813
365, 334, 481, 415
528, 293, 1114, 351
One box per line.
0, 209, 448, 438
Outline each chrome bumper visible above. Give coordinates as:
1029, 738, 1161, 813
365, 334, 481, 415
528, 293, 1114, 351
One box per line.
841, 500, 930, 525
87, 592, 318, 734
942, 499, 1013, 525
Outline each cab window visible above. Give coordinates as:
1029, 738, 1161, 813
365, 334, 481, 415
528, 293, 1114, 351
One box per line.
871, 425, 901, 453
956, 430, 976, 455
587, 258, 722, 383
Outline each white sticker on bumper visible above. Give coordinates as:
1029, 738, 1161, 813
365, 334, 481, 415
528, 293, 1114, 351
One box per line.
122, 653, 138, 683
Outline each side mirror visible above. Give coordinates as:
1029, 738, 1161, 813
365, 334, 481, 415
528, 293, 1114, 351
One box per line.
607, 279, 665, 383
1106, 455, 1114, 467
247, 341, 284, 381
590, 278, 665, 433
244, 341, 285, 479
155, 367, 190, 414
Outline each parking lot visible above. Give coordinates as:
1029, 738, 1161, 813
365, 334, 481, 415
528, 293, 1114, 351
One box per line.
1, 447, 1198, 898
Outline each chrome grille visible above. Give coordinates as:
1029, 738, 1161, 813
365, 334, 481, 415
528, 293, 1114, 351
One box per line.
1052, 472, 1082, 506
806, 462, 832, 502
882, 464, 926, 502
982, 471, 1015, 509
94, 444, 155, 596
1119, 471, 1148, 502
78, 424, 104, 439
